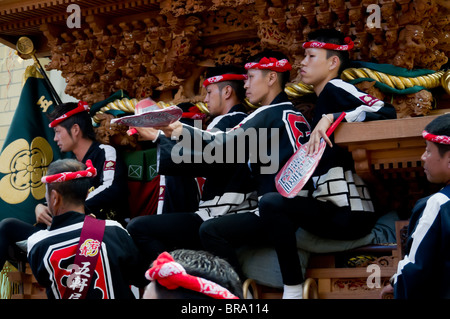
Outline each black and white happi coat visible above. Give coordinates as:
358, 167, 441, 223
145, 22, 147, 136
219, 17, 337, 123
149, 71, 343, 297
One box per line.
81, 141, 128, 221
159, 103, 257, 220
159, 92, 311, 219
393, 185, 450, 299
299, 78, 397, 215
27, 211, 146, 299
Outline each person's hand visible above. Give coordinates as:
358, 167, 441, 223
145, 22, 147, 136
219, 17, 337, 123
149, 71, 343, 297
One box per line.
130, 127, 160, 141
35, 203, 52, 226
306, 114, 333, 155
380, 283, 394, 299
130, 121, 183, 141
156, 121, 183, 139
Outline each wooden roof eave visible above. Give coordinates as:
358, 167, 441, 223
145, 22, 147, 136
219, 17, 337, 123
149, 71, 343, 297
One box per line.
0, 0, 161, 54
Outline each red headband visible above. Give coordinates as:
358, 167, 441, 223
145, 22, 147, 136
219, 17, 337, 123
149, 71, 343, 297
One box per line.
202, 74, 247, 87
422, 130, 450, 145
245, 57, 292, 72
41, 160, 97, 184
49, 101, 90, 128
182, 106, 206, 120
302, 37, 354, 51
145, 252, 239, 299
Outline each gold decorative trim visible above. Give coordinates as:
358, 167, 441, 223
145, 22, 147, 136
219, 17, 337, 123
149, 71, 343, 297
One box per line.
341, 68, 445, 91
22, 65, 44, 85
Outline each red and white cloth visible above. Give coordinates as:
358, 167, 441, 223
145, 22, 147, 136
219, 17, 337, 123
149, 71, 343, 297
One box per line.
245, 57, 292, 72
41, 159, 97, 184
145, 252, 239, 299
422, 130, 450, 145
202, 74, 247, 87
49, 101, 90, 128
302, 37, 354, 51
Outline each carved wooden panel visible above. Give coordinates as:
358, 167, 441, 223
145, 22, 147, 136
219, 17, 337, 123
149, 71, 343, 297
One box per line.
28, 0, 448, 106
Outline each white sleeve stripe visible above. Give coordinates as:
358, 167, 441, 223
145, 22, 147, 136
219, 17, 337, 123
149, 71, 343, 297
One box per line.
189, 102, 293, 136
328, 79, 385, 122
86, 144, 116, 200
394, 192, 449, 283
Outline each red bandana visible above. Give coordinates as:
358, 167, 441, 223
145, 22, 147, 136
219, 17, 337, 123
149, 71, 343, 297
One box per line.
302, 37, 354, 51
202, 74, 247, 87
41, 159, 97, 184
422, 130, 450, 145
145, 252, 239, 299
245, 57, 292, 72
182, 106, 206, 120
49, 101, 90, 128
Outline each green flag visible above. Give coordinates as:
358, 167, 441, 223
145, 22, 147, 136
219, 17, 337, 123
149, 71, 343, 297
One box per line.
0, 65, 68, 224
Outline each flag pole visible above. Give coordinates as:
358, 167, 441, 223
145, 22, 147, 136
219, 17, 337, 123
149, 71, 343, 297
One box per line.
16, 36, 63, 105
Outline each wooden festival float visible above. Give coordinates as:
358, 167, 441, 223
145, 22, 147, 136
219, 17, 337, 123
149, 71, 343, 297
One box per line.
0, 0, 449, 299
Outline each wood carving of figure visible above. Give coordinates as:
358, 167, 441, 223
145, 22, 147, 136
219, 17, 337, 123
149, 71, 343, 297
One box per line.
398, 0, 437, 25
370, 42, 387, 62
393, 25, 426, 69
428, 50, 448, 70
415, 36, 438, 68
329, 0, 348, 22
384, 28, 399, 60
393, 90, 433, 118
285, 17, 304, 54
317, 0, 330, 12
95, 113, 138, 149
381, 2, 398, 28
316, 11, 335, 28
353, 32, 370, 60
296, 1, 317, 27
355, 81, 386, 100
349, 6, 365, 32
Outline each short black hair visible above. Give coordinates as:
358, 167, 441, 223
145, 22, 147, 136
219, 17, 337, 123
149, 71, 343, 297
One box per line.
46, 159, 91, 206
206, 65, 246, 101
248, 50, 291, 88
152, 249, 243, 299
48, 102, 96, 141
424, 113, 450, 157
307, 28, 350, 75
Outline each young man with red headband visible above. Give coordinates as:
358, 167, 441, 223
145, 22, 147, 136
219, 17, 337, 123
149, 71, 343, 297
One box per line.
0, 101, 128, 272
127, 65, 258, 271
27, 159, 147, 299
45, 101, 129, 223
159, 65, 251, 214
257, 29, 397, 298
143, 249, 243, 299
129, 51, 311, 285
381, 114, 450, 299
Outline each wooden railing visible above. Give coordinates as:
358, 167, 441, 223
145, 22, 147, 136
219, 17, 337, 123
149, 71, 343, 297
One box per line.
334, 114, 445, 181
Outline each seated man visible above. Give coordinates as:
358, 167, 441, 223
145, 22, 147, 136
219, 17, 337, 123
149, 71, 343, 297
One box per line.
143, 249, 243, 299
127, 65, 257, 269
27, 158, 147, 299
47, 101, 129, 222
0, 101, 128, 270
257, 28, 396, 298
130, 51, 311, 283
381, 113, 450, 299
160, 66, 249, 214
